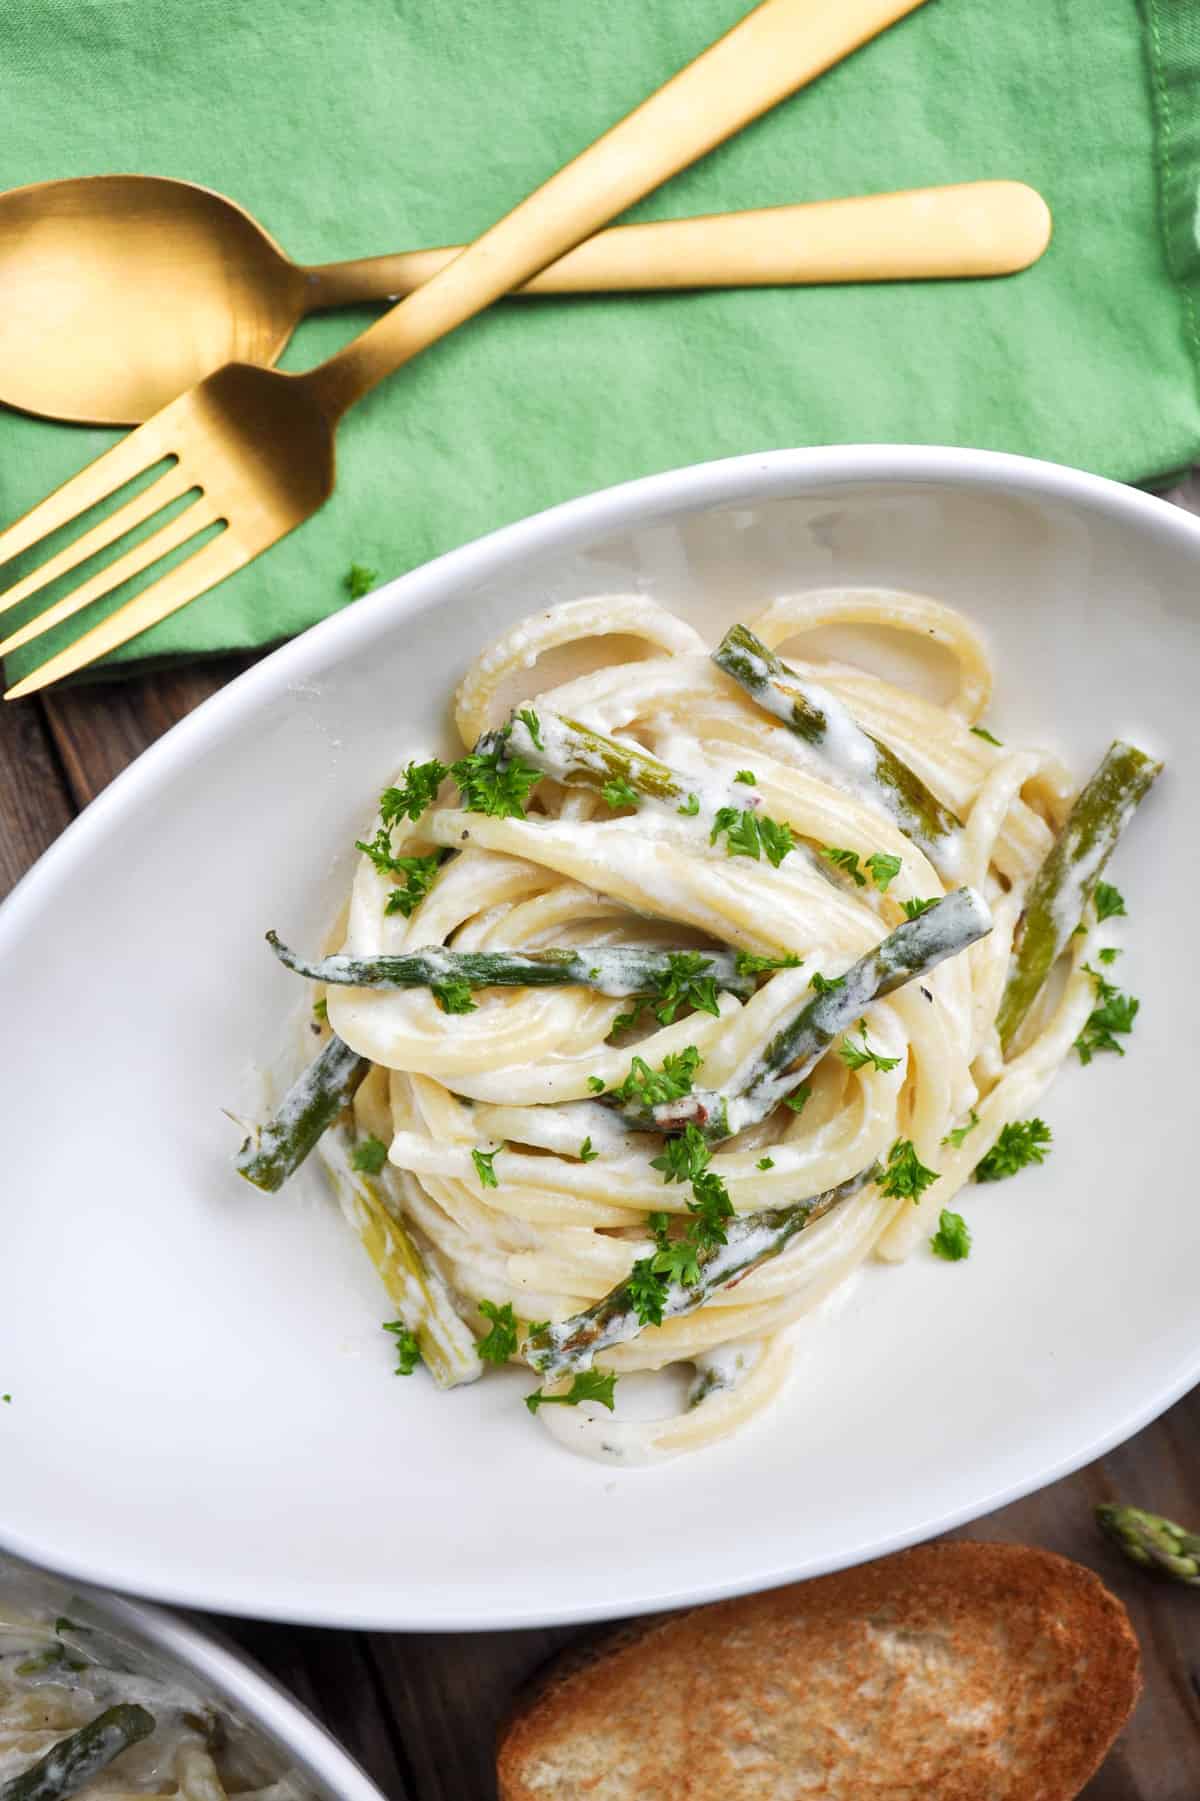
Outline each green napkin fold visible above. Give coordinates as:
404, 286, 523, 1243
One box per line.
1, 0, 1198, 681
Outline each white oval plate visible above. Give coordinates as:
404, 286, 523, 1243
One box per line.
1, 446, 1196, 1630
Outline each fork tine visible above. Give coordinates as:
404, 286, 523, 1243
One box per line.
0, 495, 218, 660
4, 526, 246, 700
0, 462, 197, 623
0, 407, 182, 572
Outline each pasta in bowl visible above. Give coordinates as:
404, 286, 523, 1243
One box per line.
234, 588, 1159, 1466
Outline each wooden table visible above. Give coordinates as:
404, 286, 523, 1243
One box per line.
4, 483, 1199, 1797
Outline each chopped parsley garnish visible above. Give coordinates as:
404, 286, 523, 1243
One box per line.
383, 1320, 422, 1375
809, 971, 846, 996
611, 1045, 701, 1111
450, 734, 542, 820
579, 1136, 599, 1163
782, 1083, 811, 1114
517, 708, 544, 750
941, 1108, 979, 1149
756, 1156, 775, 1171
628, 1258, 668, 1327
649, 951, 720, 1024
822, 845, 866, 886
1, 1395, 9, 1404
838, 1020, 900, 1074
471, 1146, 501, 1189
650, 1122, 710, 1185
476, 1299, 519, 1364
384, 852, 449, 918
351, 1135, 389, 1176
677, 792, 700, 816
879, 1137, 940, 1204
1097, 946, 1121, 965
345, 562, 378, 599
650, 1235, 703, 1287
526, 1369, 617, 1414
380, 759, 448, 824
1075, 964, 1139, 1064
1093, 881, 1127, 922
601, 775, 640, 810
312, 996, 328, 1023
970, 724, 1003, 746
901, 897, 939, 920
930, 1209, 971, 1261
16, 1646, 86, 1677
710, 807, 793, 866
975, 1117, 1052, 1182
735, 950, 804, 976
586, 1075, 607, 1094
688, 1169, 734, 1249
431, 976, 476, 1015
865, 852, 902, 893
734, 769, 757, 785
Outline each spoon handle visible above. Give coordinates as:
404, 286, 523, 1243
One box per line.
301, 181, 1051, 306
300, 0, 932, 418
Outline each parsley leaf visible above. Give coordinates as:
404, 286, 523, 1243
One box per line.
431, 977, 476, 1015
345, 562, 378, 599
866, 851, 902, 893
687, 1169, 734, 1249
941, 1108, 979, 1149
782, 1083, 812, 1114
477, 1299, 519, 1364
351, 1135, 389, 1175
628, 1258, 668, 1327
382, 1320, 422, 1375
601, 775, 640, 810
384, 852, 449, 919
735, 950, 804, 977
711, 806, 761, 858
651, 1235, 703, 1286
970, 724, 1003, 746
1094, 881, 1127, 922
1075, 965, 1139, 1064
734, 769, 757, 785
526, 1369, 617, 1414
517, 708, 544, 751
822, 845, 866, 886
677, 793, 700, 817
611, 1046, 702, 1110
586, 1075, 607, 1094
380, 759, 448, 825
756, 1156, 775, 1170
649, 951, 720, 1024
450, 736, 542, 820
757, 816, 794, 868
901, 897, 939, 920
312, 996, 328, 1023
1097, 946, 1121, 965
579, 1136, 599, 1163
879, 1138, 940, 1204
650, 1122, 710, 1185
837, 1021, 900, 1074
472, 1147, 501, 1189
930, 1209, 971, 1261
809, 971, 846, 995
975, 1118, 1052, 1182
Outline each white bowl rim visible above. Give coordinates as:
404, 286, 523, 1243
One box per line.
3, 442, 1199, 1629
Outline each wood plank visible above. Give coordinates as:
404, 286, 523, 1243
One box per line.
0, 697, 74, 898
42, 654, 258, 806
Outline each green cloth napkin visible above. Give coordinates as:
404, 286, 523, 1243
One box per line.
1, 0, 1198, 680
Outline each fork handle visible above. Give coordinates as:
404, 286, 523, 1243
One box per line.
301, 182, 1052, 304
301, 0, 931, 418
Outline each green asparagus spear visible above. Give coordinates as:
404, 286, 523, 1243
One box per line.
317, 1124, 482, 1388
524, 1163, 879, 1380
0, 1706, 156, 1801
234, 1033, 369, 1193
713, 623, 962, 872
1096, 1504, 1200, 1588
636, 886, 992, 1140
266, 933, 754, 1003
996, 740, 1161, 1049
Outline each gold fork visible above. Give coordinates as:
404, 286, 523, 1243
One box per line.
0, 0, 929, 700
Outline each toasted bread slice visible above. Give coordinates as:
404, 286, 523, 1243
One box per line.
497, 1541, 1140, 1800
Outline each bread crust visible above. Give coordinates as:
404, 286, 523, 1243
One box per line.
496, 1541, 1141, 1800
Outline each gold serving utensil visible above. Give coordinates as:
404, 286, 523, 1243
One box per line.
0, 174, 1050, 426
0, 0, 936, 699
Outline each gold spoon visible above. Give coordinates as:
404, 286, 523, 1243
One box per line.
0, 173, 1051, 427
